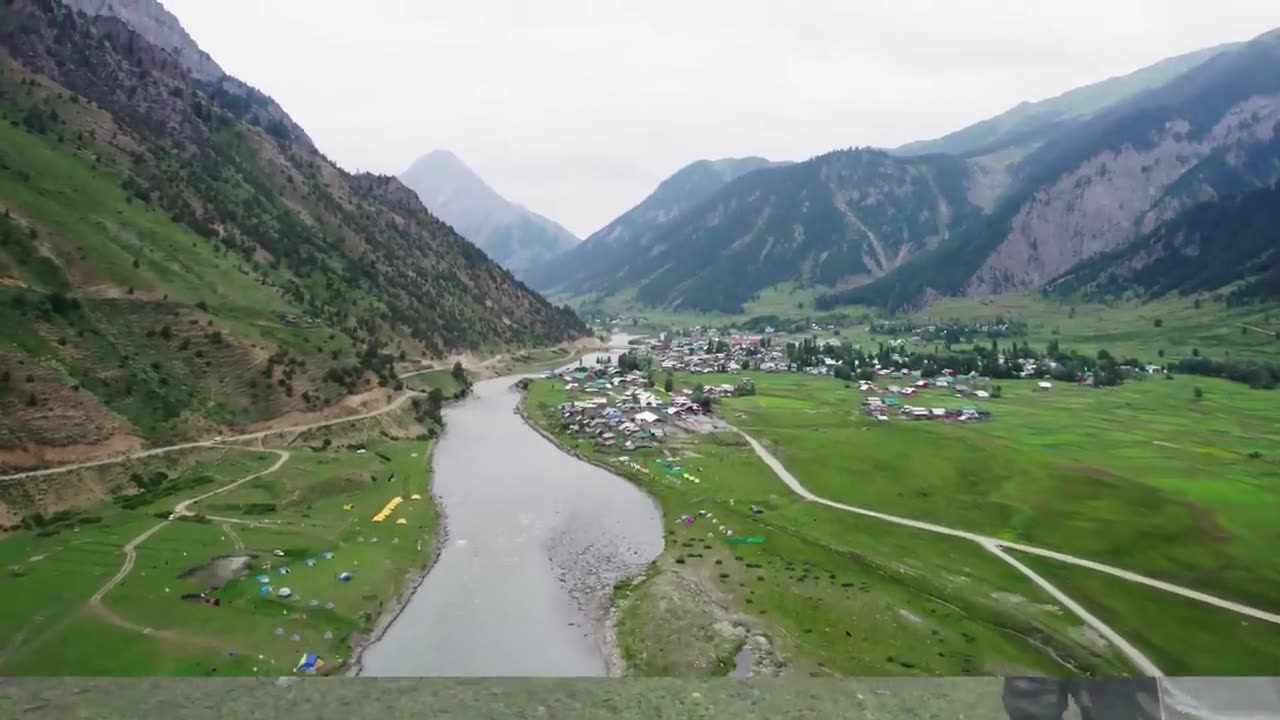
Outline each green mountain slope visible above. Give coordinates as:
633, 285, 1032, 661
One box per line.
624, 149, 979, 313
524, 156, 783, 295
895, 44, 1235, 158
0, 0, 584, 468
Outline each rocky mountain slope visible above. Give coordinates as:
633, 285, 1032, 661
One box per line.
895, 44, 1235, 158
400, 149, 579, 278
524, 156, 784, 296
1047, 180, 1280, 302
817, 28, 1280, 311
622, 149, 978, 313
0, 0, 584, 468
553, 30, 1278, 316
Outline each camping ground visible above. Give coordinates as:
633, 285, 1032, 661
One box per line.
522, 367, 1280, 676
0, 408, 439, 676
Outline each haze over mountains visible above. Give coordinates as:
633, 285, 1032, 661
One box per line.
533, 31, 1280, 314
400, 150, 579, 278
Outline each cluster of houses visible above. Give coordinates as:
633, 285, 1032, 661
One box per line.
555, 365, 693, 450
648, 333, 788, 374
857, 374, 996, 424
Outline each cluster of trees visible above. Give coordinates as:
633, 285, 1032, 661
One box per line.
868, 318, 1028, 344
1170, 356, 1280, 390
789, 335, 1142, 387
617, 351, 653, 374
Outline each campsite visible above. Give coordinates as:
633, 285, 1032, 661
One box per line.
0, 431, 438, 676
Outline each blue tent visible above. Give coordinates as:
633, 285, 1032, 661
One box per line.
294, 653, 325, 674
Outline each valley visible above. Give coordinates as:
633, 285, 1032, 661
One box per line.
522, 345, 1280, 676
1, 0, 1279, 695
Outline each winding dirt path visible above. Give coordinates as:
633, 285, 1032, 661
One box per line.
86, 449, 291, 637
0, 393, 413, 482
734, 427, 1280, 675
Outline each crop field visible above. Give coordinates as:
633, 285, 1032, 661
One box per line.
524, 367, 1280, 675
0, 432, 437, 676
523, 380, 1133, 677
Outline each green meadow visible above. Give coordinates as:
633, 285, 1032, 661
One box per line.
0, 424, 438, 676
523, 366, 1280, 675
524, 380, 1133, 677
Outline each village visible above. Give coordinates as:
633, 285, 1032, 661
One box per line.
550, 328, 1044, 453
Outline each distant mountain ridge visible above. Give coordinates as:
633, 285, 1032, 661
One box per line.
894, 44, 1237, 158
826, 27, 1280, 310
542, 28, 1280, 314
524, 156, 787, 296
400, 150, 579, 278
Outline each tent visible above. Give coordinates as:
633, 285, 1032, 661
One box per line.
395, 518, 408, 525
338, 572, 353, 582
277, 587, 293, 598
294, 653, 327, 674
258, 585, 273, 596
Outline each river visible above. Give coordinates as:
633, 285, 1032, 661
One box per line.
359, 338, 663, 676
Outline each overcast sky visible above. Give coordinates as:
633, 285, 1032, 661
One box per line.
161, 0, 1280, 237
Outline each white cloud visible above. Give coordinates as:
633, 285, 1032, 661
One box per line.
161, 0, 1280, 237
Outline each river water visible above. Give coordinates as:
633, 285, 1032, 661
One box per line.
359, 340, 663, 676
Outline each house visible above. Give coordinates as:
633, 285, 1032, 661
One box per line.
634, 411, 660, 425
931, 408, 947, 418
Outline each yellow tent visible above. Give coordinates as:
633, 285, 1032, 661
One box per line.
395, 518, 408, 525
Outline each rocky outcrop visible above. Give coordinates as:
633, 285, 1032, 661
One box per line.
969, 95, 1280, 294
62, 0, 223, 81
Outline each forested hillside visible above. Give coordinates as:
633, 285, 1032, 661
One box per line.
0, 0, 584, 467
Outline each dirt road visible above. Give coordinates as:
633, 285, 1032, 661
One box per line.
86, 449, 291, 637
0, 392, 413, 482
734, 427, 1280, 674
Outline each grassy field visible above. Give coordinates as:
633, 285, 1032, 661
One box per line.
401, 369, 464, 397
661, 370, 1280, 672
523, 380, 1134, 678
1013, 553, 1280, 676
0, 410, 439, 676
690, 372, 1280, 611
902, 294, 1280, 363
522, 366, 1280, 676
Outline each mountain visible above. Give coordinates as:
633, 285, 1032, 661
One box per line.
1047, 180, 1280, 303
524, 156, 785, 296
399, 150, 579, 278
821, 28, 1280, 311
0, 0, 584, 468
895, 44, 1236, 158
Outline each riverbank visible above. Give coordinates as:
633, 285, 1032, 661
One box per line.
354, 367, 661, 677
343, 435, 449, 677
518, 377, 1137, 677
514, 397, 644, 677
